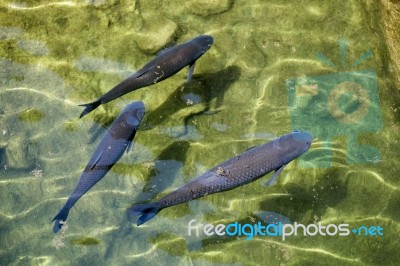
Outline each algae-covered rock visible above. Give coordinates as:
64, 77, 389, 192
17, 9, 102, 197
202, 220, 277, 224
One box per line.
379, 0, 400, 89
134, 18, 178, 54
149, 232, 188, 256
5, 136, 37, 170
18, 108, 44, 123
189, 0, 233, 16
62, 121, 79, 132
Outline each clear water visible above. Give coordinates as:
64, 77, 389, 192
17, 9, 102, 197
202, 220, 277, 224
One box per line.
1, 0, 399, 265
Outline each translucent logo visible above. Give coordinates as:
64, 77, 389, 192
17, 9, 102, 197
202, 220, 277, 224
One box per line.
187, 219, 383, 241
286, 40, 382, 167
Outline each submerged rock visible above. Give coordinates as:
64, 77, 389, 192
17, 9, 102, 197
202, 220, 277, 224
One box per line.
16, 39, 49, 56
5, 136, 36, 170
134, 18, 177, 54
190, 0, 233, 16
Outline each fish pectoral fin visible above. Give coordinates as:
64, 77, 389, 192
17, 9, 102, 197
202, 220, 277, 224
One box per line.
263, 164, 286, 187
187, 62, 195, 80
126, 141, 134, 154
125, 130, 138, 153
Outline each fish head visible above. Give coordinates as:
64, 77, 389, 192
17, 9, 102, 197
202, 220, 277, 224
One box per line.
280, 131, 313, 163
124, 101, 146, 127
193, 35, 214, 54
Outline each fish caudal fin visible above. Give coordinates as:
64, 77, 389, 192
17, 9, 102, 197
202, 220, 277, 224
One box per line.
51, 206, 70, 233
79, 100, 101, 118
128, 202, 162, 226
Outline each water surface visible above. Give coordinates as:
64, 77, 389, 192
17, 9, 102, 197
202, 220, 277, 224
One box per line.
0, 0, 399, 265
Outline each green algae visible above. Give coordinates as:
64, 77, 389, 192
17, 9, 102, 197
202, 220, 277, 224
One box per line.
62, 121, 78, 132
18, 108, 44, 122
70, 237, 100, 246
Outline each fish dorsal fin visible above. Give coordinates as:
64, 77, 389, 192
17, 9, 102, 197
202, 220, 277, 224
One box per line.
157, 45, 175, 56
89, 149, 104, 170
245, 145, 258, 152
131, 44, 176, 80
129, 67, 153, 79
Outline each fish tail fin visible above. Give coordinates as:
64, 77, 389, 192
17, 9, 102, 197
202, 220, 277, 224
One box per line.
128, 202, 162, 226
79, 100, 101, 118
51, 206, 70, 233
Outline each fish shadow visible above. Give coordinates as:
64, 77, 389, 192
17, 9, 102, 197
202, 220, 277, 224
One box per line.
104, 140, 190, 259
133, 140, 190, 203
186, 215, 269, 251
0, 147, 5, 170
142, 65, 241, 134
259, 169, 350, 224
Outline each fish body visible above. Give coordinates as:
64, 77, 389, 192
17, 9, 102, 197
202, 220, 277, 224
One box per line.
129, 131, 313, 225
79, 35, 214, 118
52, 101, 145, 233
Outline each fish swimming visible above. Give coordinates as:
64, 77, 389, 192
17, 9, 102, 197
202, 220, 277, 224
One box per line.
128, 131, 313, 225
52, 101, 145, 233
79, 35, 214, 118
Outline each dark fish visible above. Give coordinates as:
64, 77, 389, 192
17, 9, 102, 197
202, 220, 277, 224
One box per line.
52, 101, 145, 233
79, 35, 214, 118
129, 131, 313, 225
